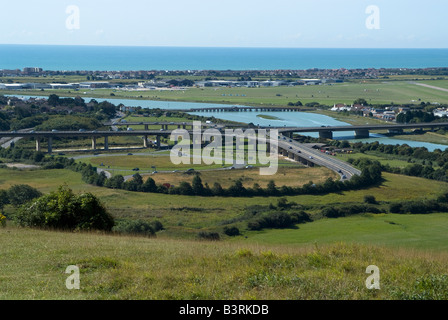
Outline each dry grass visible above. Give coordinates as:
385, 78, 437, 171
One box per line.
145, 166, 337, 188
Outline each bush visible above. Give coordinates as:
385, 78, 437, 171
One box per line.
197, 231, 220, 241
364, 195, 378, 204
7, 184, 42, 207
224, 226, 240, 236
113, 219, 155, 237
14, 185, 114, 231
389, 203, 402, 213
247, 211, 296, 230
291, 211, 312, 224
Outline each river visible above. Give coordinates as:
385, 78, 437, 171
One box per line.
8, 94, 448, 152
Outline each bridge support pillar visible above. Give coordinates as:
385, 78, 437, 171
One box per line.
104, 137, 109, 150
387, 128, 403, 135
36, 138, 41, 152
48, 137, 53, 154
143, 135, 148, 148
92, 137, 97, 150
145, 124, 149, 130
355, 129, 370, 139
156, 135, 161, 149
319, 130, 333, 139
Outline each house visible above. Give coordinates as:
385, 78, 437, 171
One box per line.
50, 83, 78, 89
79, 82, 110, 89
434, 109, 448, 118
331, 103, 351, 111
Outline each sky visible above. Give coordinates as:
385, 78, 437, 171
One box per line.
0, 0, 447, 48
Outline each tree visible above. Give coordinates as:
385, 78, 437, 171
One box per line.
192, 175, 205, 195
266, 180, 277, 196
142, 177, 157, 192
48, 94, 60, 107
124, 173, 143, 191
353, 98, 368, 106
105, 175, 124, 189
177, 181, 193, 195
7, 184, 42, 207
211, 182, 224, 196
0, 189, 9, 214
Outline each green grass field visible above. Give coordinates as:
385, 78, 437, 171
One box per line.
2, 161, 448, 300
2, 164, 448, 240
336, 152, 415, 168
1, 227, 448, 300
3, 79, 448, 106
244, 213, 448, 251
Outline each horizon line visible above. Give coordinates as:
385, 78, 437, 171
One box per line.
1, 43, 447, 50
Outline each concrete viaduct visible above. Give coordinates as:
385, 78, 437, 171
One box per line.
275, 122, 448, 139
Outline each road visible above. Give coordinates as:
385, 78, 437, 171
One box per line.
0, 128, 34, 148
277, 134, 361, 180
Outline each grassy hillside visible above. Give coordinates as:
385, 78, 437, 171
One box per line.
1, 227, 447, 300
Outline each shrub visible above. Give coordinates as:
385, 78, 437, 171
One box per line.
14, 185, 114, 231
247, 212, 295, 230
224, 226, 240, 236
113, 219, 155, 237
364, 195, 378, 204
7, 184, 42, 207
389, 203, 402, 213
197, 231, 220, 241
291, 211, 312, 224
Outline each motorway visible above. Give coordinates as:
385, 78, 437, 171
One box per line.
277, 134, 361, 180
0, 125, 362, 181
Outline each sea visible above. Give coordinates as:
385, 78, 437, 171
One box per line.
0, 45, 447, 71
3, 45, 448, 151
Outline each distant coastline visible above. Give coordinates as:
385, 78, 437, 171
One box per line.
0, 45, 447, 71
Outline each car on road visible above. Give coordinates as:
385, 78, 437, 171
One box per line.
297, 150, 301, 153
127, 153, 133, 156
338, 169, 343, 174
309, 156, 313, 159
132, 168, 139, 171
79, 129, 86, 132
289, 146, 292, 149
342, 175, 347, 179
51, 129, 58, 132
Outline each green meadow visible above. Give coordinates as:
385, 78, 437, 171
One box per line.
3, 79, 448, 106
1, 156, 448, 299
